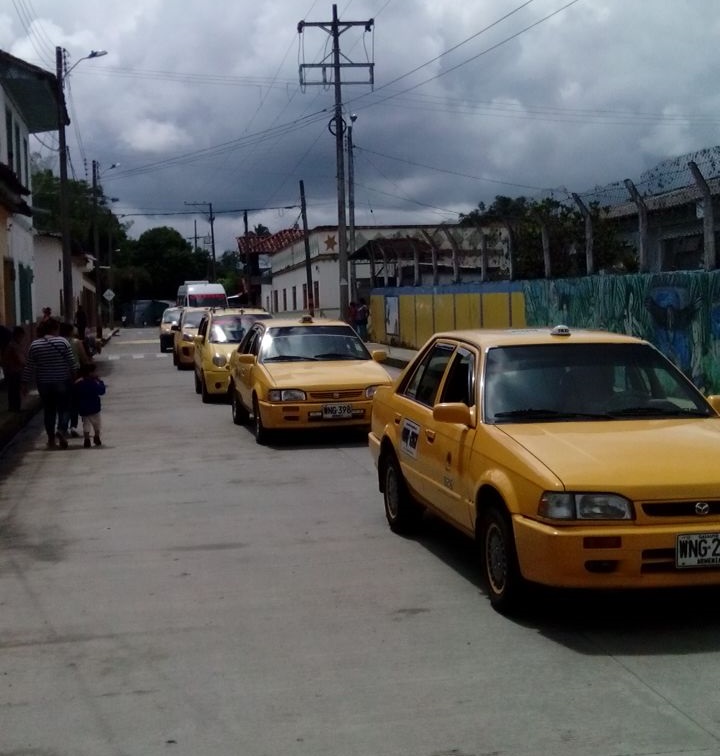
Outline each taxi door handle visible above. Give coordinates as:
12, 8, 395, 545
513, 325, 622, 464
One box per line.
425, 429, 436, 442
394, 413, 402, 425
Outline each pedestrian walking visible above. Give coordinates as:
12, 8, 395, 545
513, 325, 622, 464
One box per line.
59, 321, 92, 437
73, 363, 106, 448
1, 326, 26, 412
21, 317, 79, 448
74, 304, 88, 341
355, 298, 369, 340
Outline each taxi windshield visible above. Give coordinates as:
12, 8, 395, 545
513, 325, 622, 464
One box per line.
259, 325, 371, 362
484, 342, 711, 423
182, 311, 206, 328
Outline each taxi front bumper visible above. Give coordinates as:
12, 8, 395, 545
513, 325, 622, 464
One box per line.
513, 515, 720, 589
258, 398, 373, 430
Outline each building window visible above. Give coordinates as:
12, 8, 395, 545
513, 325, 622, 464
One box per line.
282, 289, 287, 311
292, 286, 297, 310
5, 108, 13, 171
313, 281, 320, 309
273, 290, 278, 313
302, 283, 307, 309
265, 295, 270, 311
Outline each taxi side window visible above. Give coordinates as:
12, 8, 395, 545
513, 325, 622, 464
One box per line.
440, 349, 475, 406
403, 343, 455, 407
198, 318, 208, 338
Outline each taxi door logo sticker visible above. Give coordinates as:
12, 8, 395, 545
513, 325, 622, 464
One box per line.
400, 419, 420, 459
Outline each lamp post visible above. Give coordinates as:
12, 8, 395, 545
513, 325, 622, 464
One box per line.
56, 46, 107, 322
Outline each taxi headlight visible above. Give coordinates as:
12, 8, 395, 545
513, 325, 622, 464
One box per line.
538, 492, 633, 520
268, 389, 306, 402
365, 385, 381, 399
212, 354, 227, 367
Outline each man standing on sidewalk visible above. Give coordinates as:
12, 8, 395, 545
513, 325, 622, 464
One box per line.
21, 318, 79, 448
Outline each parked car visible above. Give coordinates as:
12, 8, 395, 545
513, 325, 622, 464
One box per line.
369, 325, 720, 613
193, 308, 272, 402
159, 306, 183, 352
228, 315, 392, 444
172, 307, 208, 369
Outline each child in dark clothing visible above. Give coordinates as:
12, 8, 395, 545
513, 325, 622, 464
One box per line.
73, 363, 106, 448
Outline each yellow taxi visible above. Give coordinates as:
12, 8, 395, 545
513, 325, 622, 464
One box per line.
193, 308, 272, 402
159, 306, 182, 352
228, 315, 392, 444
172, 306, 208, 369
369, 325, 720, 614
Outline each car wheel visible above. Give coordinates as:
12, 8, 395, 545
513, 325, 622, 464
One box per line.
480, 505, 524, 614
201, 374, 211, 404
172, 349, 178, 366
382, 452, 423, 534
231, 387, 248, 425
194, 371, 202, 394
252, 395, 270, 445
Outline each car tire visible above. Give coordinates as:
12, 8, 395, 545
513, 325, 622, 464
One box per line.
382, 452, 423, 534
480, 505, 525, 614
172, 349, 178, 366
194, 371, 202, 394
252, 395, 270, 445
231, 387, 248, 425
201, 374, 211, 404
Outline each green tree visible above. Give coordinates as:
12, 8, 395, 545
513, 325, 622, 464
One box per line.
114, 226, 210, 301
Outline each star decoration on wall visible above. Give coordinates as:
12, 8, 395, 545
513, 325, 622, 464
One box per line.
324, 235, 337, 251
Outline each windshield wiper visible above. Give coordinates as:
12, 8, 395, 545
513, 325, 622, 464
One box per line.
493, 408, 610, 421
263, 355, 316, 362
313, 352, 361, 360
610, 406, 710, 418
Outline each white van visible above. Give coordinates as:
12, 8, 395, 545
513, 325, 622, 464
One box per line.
176, 281, 228, 308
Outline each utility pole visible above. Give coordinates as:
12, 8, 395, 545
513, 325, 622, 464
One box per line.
347, 113, 357, 301
92, 160, 102, 338
300, 180, 314, 315
185, 201, 216, 281
56, 47, 73, 322
243, 210, 250, 303
298, 6, 374, 320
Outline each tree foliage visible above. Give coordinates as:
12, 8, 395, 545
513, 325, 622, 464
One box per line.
460, 195, 636, 278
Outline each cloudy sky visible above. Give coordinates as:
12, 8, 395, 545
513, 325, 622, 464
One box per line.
3, 0, 719, 255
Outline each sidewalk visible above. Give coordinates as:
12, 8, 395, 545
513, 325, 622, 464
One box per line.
0, 328, 118, 453
366, 342, 416, 370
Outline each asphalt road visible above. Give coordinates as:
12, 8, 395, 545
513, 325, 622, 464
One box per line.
2, 328, 720, 756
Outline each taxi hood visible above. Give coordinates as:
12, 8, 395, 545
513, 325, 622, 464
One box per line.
498, 419, 720, 497
265, 359, 391, 387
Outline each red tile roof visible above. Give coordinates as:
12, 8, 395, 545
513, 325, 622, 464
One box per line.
236, 228, 305, 256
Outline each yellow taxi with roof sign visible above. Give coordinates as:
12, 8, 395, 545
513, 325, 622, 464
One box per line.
369, 324, 720, 614
172, 306, 208, 369
193, 307, 272, 402
228, 314, 392, 444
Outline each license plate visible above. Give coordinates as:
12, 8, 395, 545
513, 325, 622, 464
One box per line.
676, 533, 720, 568
322, 403, 353, 419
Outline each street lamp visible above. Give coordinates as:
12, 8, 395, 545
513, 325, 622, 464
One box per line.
56, 46, 108, 322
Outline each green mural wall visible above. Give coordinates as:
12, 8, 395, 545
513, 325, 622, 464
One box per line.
522, 271, 720, 393
371, 271, 720, 393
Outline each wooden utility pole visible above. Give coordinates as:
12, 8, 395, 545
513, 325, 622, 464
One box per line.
185, 201, 217, 281
624, 179, 649, 272
298, 6, 374, 320
300, 180, 314, 315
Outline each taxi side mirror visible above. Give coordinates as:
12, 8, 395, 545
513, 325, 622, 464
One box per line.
706, 395, 720, 415
170, 324, 180, 332
371, 349, 387, 363
433, 402, 473, 427
236, 353, 256, 365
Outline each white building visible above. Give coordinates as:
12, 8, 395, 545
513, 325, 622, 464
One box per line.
258, 223, 510, 319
